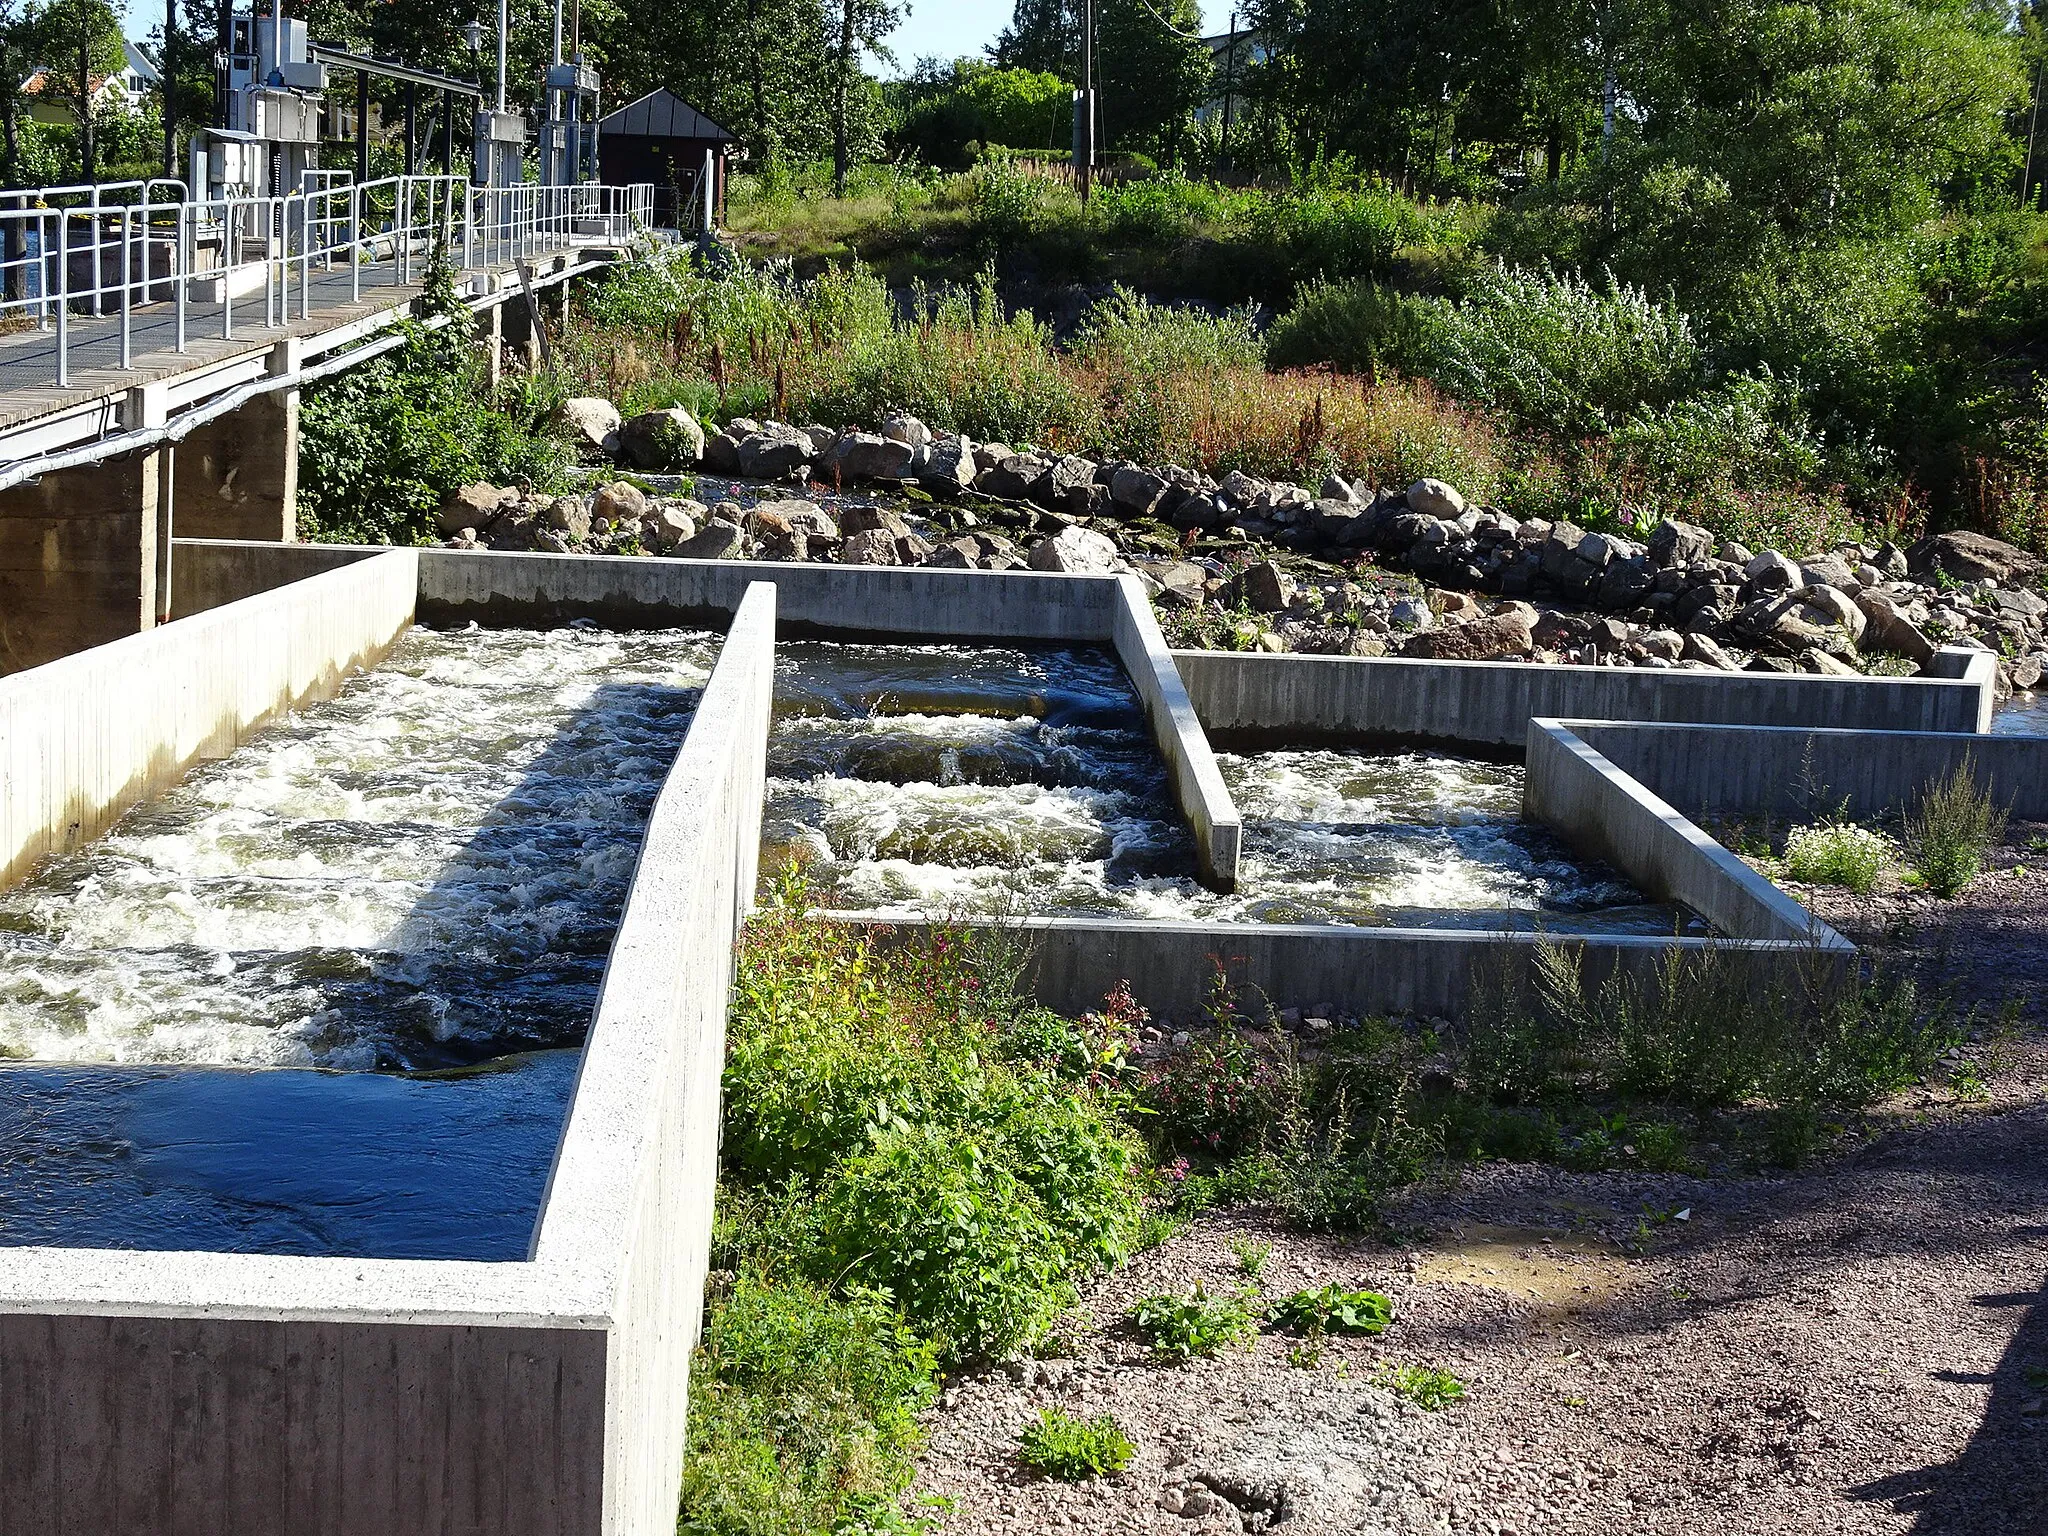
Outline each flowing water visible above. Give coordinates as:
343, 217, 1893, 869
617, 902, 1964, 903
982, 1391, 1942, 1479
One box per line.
1993, 693, 2048, 737
0, 625, 716, 1257
759, 642, 1691, 933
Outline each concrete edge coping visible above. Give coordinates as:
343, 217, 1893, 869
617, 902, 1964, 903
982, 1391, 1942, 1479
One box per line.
0, 580, 779, 1328
1526, 718, 1854, 953
1110, 575, 1242, 891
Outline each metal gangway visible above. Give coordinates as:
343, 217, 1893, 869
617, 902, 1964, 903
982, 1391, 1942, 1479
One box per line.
0, 173, 653, 390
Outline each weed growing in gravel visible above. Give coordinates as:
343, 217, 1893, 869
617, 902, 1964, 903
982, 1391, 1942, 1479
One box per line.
1229, 1236, 1274, 1279
1274, 1285, 1395, 1336
1905, 759, 2008, 897
1130, 1286, 1261, 1361
1017, 1408, 1136, 1481
1376, 1364, 1468, 1410
1782, 822, 1891, 893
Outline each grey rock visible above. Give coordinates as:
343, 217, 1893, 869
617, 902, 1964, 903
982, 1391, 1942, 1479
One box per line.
618, 407, 706, 470
1647, 517, 1713, 568
436, 481, 507, 535
1399, 611, 1534, 660
1318, 472, 1360, 503
1223, 560, 1295, 614
977, 453, 1050, 501
918, 436, 978, 495
840, 505, 912, 539
1110, 465, 1170, 515
588, 481, 646, 524
834, 432, 916, 481
841, 528, 901, 565
881, 412, 931, 448
555, 396, 622, 457
1406, 477, 1466, 519
1027, 524, 1120, 574
1744, 550, 1802, 593
540, 494, 592, 541
675, 520, 744, 560
737, 422, 813, 479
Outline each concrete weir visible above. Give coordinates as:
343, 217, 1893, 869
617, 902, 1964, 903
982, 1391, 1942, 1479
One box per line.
0, 576, 777, 1536
0, 539, 2009, 1531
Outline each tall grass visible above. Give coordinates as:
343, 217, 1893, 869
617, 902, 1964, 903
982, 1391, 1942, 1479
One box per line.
1905, 759, 2009, 897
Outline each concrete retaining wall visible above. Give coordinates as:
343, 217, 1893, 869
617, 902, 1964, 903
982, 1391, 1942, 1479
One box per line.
1559, 719, 2048, 823
1522, 721, 1849, 946
1173, 648, 1994, 747
0, 547, 418, 890
1110, 575, 1241, 890
0, 582, 780, 1536
168, 538, 375, 618
833, 913, 1833, 1021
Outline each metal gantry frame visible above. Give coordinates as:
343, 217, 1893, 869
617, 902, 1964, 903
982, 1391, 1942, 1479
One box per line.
0, 175, 653, 388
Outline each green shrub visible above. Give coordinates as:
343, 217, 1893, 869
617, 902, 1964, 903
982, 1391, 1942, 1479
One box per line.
1428, 261, 1700, 432
1782, 822, 1891, 893
1905, 758, 2009, 898
1129, 1286, 1260, 1360
1017, 1408, 1136, 1480
680, 1273, 937, 1536
1265, 278, 1443, 376
1273, 1285, 1394, 1336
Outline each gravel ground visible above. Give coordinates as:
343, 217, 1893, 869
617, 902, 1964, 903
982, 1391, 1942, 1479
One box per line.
910, 1058, 2048, 1536
1774, 821, 2048, 1027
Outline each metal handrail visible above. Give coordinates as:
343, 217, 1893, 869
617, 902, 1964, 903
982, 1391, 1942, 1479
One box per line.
0, 173, 654, 388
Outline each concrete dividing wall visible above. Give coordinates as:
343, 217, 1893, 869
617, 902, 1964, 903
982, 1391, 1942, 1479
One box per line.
1173, 648, 1994, 747
0, 547, 418, 889
836, 913, 1829, 1021
1562, 719, 2048, 823
0, 582, 779, 1536
1522, 721, 1849, 947
169, 537, 378, 618
1110, 575, 1241, 891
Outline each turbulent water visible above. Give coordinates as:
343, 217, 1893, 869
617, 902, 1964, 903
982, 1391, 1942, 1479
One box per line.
0, 625, 714, 1259
0, 626, 716, 1070
758, 642, 1688, 933
1993, 693, 2048, 737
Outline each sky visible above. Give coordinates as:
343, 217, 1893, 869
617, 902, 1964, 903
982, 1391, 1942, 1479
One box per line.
887, 1, 1232, 74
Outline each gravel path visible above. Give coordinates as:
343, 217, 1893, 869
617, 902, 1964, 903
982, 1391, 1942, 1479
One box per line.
910, 1063, 2048, 1535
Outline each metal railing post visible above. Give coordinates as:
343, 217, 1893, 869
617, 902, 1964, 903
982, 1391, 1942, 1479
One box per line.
54, 212, 68, 387
300, 194, 312, 318
175, 200, 187, 352
224, 200, 236, 340
352, 184, 362, 303
119, 204, 133, 368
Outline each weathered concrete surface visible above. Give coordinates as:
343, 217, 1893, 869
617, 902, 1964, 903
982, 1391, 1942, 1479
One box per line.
172, 385, 300, 542
0, 445, 165, 673
0, 547, 417, 890
1523, 720, 1850, 947
169, 537, 377, 616
834, 913, 1828, 1021
0, 581, 778, 1536
1173, 648, 1994, 747
1560, 719, 2048, 823
1111, 575, 1241, 891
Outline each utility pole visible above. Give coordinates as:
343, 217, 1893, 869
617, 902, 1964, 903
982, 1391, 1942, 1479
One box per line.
1219, 10, 1238, 174
2024, 52, 2044, 213
1073, 0, 1096, 204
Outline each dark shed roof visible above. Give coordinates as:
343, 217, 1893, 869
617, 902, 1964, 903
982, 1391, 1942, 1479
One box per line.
598, 89, 737, 142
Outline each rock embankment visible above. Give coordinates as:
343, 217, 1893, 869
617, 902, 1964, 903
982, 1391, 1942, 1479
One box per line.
433, 401, 2048, 689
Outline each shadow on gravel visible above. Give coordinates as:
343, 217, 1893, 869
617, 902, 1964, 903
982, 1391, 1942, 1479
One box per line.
1847, 1274, 2048, 1532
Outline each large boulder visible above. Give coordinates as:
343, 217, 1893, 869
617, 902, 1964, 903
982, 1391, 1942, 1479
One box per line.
978, 453, 1051, 501
1405, 478, 1467, 520
835, 433, 917, 482
919, 436, 978, 495
841, 504, 912, 539
647, 505, 699, 552
676, 520, 744, 560
540, 494, 592, 541
435, 482, 509, 536
841, 528, 902, 566
1109, 465, 1170, 516
618, 407, 706, 471
556, 397, 622, 458
1027, 524, 1120, 575
737, 423, 814, 479
1646, 517, 1713, 569
701, 430, 745, 476
758, 498, 838, 541
1855, 588, 1937, 663
1220, 560, 1295, 614
1399, 611, 1534, 660
1908, 530, 2042, 586
1041, 455, 1100, 515
589, 481, 648, 525
881, 412, 932, 449
1743, 549, 1801, 594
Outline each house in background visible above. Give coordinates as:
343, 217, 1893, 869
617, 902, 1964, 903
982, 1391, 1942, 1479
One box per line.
22, 38, 159, 127
596, 89, 738, 231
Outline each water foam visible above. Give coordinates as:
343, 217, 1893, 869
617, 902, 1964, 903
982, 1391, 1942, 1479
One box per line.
0, 626, 717, 1068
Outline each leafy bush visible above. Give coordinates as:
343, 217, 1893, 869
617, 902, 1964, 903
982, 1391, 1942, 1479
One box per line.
1782, 822, 1891, 893
298, 317, 569, 545
1265, 278, 1443, 375
1428, 262, 1700, 433
1905, 759, 2009, 897
1273, 1285, 1394, 1336
1017, 1408, 1136, 1480
1129, 1286, 1260, 1360
680, 1273, 937, 1536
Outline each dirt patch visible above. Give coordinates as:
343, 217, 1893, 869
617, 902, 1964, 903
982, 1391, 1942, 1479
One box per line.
1411, 1223, 1639, 1316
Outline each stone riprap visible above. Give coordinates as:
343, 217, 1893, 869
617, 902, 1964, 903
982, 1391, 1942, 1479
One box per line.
433, 406, 2048, 701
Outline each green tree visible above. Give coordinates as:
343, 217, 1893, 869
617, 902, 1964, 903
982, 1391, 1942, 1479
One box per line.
23, 0, 125, 182
829, 0, 902, 192
997, 0, 1211, 159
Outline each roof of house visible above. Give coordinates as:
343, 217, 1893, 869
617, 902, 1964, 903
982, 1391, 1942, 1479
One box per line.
124, 40, 162, 87
597, 89, 736, 143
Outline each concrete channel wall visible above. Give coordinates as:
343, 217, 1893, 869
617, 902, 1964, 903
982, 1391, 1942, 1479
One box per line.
1522, 720, 1851, 947
1173, 648, 1995, 747
0, 547, 417, 889
836, 913, 1838, 1021
0, 582, 780, 1536
1559, 719, 2048, 823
